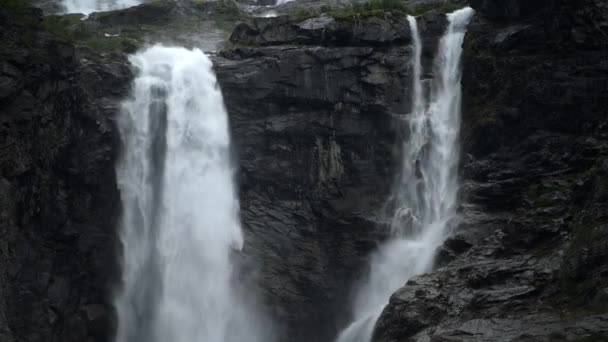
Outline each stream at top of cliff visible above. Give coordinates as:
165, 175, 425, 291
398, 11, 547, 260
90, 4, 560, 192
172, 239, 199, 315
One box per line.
114, 46, 273, 342
335, 7, 475, 342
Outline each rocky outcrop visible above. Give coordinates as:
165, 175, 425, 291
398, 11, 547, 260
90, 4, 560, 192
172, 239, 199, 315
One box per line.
230, 12, 412, 46
29, 0, 63, 15
4, 1, 608, 342
468, 0, 557, 19
373, 0, 608, 341
215, 12, 423, 342
0, 7, 131, 342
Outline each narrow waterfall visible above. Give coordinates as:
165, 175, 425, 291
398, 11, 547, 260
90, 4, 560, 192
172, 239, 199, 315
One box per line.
335, 8, 474, 342
62, 0, 140, 14
115, 46, 271, 342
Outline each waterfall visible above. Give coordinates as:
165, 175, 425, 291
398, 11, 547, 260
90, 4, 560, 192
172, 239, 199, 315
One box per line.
114, 46, 271, 342
62, 0, 141, 14
335, 7, 474, 342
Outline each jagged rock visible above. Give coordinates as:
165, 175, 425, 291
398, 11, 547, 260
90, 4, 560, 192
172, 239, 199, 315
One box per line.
373, 0, 608, 341
373, 277, 449, 341
0, 7, 130, 342
230, 12, 412, 46
3, 1, 608, 342
87, 0, 181, 26
214, 10, 436, 341
435, 234, 474, 266
469, 0, 557, 19
469, 0, 608, 49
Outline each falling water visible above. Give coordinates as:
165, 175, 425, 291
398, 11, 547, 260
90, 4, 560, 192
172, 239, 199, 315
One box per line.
115, 46, 271, 342
62, 0, 140, 14
335, 7, 474, 342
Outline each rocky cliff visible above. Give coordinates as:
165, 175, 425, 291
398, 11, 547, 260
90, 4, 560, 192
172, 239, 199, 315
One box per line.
373, 0, 608, 341
0, 5, 131, 342
216, 12, 415, 342
1, 0, 607, 342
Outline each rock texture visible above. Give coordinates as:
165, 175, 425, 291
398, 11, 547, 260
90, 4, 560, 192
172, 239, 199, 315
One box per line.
3, 1, 608, 342
0, 6, 131, 342
373, 0, 608, 341
215, 11, 432, 342
230, 13, 412, 46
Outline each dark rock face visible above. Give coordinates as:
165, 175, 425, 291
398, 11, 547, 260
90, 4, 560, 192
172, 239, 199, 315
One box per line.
29, 0, 63, 15
230, 12, 412, 46
3, 1, 608, 342
373, 1, 608, 341
468, 0, 557, 20
0, 8, 131, 342
87, 1, 176, 26
215, 13, 423, 342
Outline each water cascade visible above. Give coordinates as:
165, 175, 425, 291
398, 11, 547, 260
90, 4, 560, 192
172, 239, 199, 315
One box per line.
62, 0, 141, 14
335, 7, 475, 342
114, 46, 271, 342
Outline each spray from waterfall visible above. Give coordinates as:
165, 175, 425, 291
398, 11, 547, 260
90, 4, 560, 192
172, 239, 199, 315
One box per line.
114, 45, 273, 342
62, 0, 141, 14
335, 7, 474, 342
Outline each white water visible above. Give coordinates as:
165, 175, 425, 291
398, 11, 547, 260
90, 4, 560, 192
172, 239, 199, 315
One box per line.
62, 0, 140, 14
115, 46, 271, 342
335, 8, 474, 342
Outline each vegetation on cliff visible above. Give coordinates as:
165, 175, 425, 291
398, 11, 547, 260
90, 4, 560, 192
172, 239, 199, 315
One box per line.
326, 0, 461, 19
2, 0, 244, 53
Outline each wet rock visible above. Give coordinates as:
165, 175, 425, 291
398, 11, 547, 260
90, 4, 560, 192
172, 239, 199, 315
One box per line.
469, 0, 557, 20
592, 288, 608, 309
435, 234, 474, 267
85, 304, 113, 341
215, 10, 429, 342
0, 76, 18, 99
88, 1, 175, 25
230, 12, 411, 46
423, 314, 608, 342
0, 6, 130, 342
374, 1, 608, 341
373, 277, 449, 342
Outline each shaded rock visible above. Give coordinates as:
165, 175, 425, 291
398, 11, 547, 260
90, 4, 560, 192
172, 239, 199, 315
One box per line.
373, 277, 449, 342
373, 1, 608, 341
0, 6, 130, 342
230, 12, 412, 46
592, 288, 608, 309
469, 0, 557, 20
435, 234, 474, 267
424, 314, 608, 342
215, 10, 425, 342
0, 76, 18, 99
84, 304, 113, 341
87, 1, 176, 26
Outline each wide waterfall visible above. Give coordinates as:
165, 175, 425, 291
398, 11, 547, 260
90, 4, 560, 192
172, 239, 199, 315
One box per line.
335, 7, 474, 342
114, 46, 271, 342
62, 0, 140, 14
